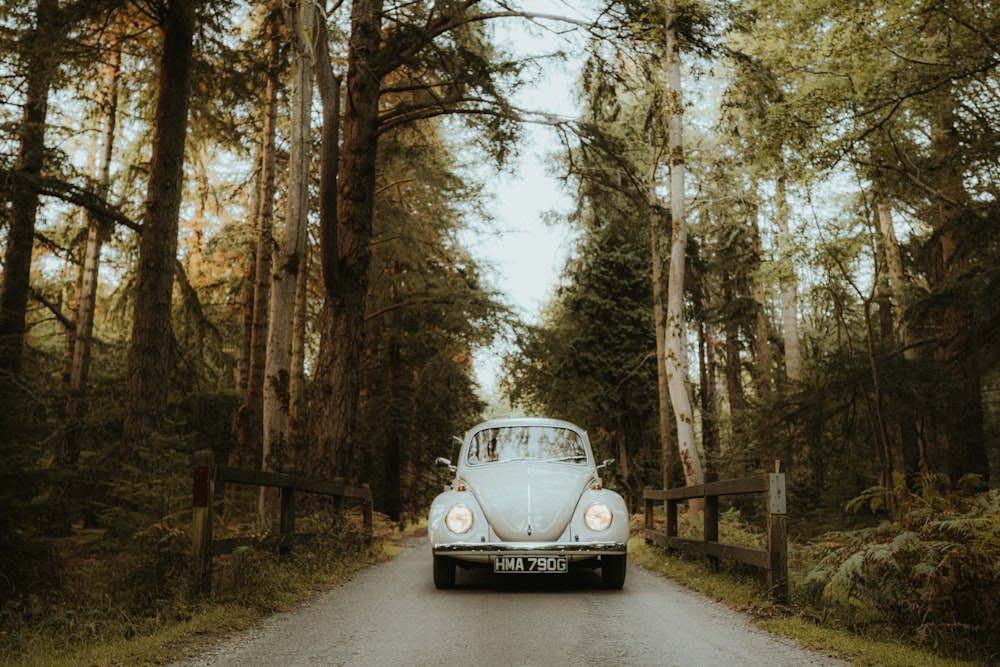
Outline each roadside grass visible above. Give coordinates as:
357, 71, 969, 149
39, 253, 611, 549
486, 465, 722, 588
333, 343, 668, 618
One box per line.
628, 530, 987, 667
0, 516, 422, 667
6, 505, 991, 667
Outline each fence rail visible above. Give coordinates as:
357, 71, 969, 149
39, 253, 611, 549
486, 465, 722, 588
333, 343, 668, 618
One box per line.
191, 450, 373, 595
642, 460, 788, 602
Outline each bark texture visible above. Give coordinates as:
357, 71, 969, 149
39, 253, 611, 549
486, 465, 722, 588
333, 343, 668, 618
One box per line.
121, 0, 196, 466
663, 0, 704, 491
64, 38, 120, 465
0, 0, 59, 375
260, 1, 314, 525
305, 0, 384, 482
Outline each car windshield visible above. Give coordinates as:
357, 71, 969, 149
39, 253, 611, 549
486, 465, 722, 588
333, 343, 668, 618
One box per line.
466, 425, 588, 465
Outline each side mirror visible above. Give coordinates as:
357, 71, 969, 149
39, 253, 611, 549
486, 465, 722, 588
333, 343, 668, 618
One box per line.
436, 456, 457, 473
597, 458, 615, 471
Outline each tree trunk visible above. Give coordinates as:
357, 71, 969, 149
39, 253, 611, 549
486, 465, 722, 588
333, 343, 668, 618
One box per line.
384, 293, 402, 522
305, 0, 383, 483
121, 0, 196, 468
699, 320, 720, 481
663, 0, 704, 493
648, 153, 672, 491
721, 270, 748, 475
774, 169, 801, 383
876, 203, 916, 359
231, 8, 280, 509
720, 274, 745, 410
0, 0, 58, 375
749, 194, 773, 401
916, 84, 989, 487
261, 0, 314, 525
63, 37, 120, 466
288, 241, 310, 461
614, 413, 633, 510
875, 200, 916, 511
862, 296, 899, 517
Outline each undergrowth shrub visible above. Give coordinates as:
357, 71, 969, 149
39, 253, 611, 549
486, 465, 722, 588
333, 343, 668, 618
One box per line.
801, 482, 1000, 656
0, 371, 57, 607
209, 506, 384, 611
641, 503, 768, 547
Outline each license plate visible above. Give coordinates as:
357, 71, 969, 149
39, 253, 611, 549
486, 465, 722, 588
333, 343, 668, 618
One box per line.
493, 555, 568, 574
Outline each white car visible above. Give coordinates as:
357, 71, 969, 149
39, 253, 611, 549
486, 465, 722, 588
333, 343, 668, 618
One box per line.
429, 417, 629, 589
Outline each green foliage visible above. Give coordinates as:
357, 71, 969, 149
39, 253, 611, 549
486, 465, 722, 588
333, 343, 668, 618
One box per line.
0, 508, 402, 667
211, 514, 374, 611
504, 216, 660, 499
24, 439, 201, 649
801, 488, 1000, 655
0, 363, 63, 604
356, 123, 508, 521
2, 0, 999, 661
638, 511, 991, 666
378, 1, 526, 167
505, 50, 664, 501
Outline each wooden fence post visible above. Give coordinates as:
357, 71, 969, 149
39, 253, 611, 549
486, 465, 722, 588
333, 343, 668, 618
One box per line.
767, 459, 788, 603
362, 483, 373, 541
704, 490, 719, 571
332, 477, 345, 516
666, 496, 678, 540
280, 464, 297, 555
643, 488, 654, 544
192, 449, 215, 597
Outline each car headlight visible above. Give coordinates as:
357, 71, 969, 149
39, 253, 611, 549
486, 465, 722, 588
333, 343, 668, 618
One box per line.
584, 502, 613, 532
444, 505, 474, 534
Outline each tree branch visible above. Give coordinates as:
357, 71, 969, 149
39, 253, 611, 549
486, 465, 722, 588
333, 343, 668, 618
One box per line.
377, 96, 571, 135
1, 168, 141, 232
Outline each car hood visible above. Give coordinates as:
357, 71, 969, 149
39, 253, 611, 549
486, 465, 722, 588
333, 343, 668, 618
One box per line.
462, 462, 593, 541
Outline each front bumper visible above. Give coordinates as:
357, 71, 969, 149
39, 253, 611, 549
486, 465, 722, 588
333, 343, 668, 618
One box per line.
434, 541, 627, 561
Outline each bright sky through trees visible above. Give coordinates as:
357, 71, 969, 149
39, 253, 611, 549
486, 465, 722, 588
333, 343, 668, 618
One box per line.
461, 3, 588, 402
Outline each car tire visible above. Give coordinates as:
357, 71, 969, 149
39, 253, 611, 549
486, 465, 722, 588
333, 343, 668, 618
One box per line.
433, 555, 456, 589
601, 554, 626, 589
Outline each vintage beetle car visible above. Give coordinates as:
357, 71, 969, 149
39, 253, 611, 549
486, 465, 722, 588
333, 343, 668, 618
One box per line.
429, 417, 628, 589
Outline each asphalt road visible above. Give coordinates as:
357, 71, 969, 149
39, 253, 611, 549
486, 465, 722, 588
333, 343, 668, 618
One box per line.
170, 536, 849, 667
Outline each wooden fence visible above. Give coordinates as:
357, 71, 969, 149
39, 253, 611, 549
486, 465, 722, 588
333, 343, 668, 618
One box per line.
642, 460, 788, 602
192, 449, 373, 595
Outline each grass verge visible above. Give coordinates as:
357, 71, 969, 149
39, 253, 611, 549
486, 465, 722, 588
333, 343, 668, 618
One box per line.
0, 520, 423, 667
628, 536, 985, 667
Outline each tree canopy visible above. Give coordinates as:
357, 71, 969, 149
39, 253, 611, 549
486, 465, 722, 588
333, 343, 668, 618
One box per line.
0, 1, 998, 653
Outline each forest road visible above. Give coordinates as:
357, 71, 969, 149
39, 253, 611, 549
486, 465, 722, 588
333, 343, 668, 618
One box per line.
169, 535, 850, 667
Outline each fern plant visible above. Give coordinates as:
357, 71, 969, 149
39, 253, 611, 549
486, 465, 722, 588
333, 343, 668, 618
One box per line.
801, 480, 1000, 655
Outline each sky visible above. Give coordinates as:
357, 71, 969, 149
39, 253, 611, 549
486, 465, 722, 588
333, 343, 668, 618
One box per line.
465, 132, 576, 321
461, 131, 577, 408
459, 4, 590, 406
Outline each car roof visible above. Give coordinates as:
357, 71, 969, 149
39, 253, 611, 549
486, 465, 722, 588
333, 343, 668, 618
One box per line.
465, 417, 586, 437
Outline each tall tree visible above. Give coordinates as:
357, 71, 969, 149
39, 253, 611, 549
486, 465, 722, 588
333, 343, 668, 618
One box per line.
0, 0, 61, 375
305, 0, 381, 483
63, 35, 121, 466
648, 158, 672, 490
305, 0, 522, 482
661, 0, 704, 489
299, 0, 342, 467
121, 0, 198, 468
773, 168, 801, 383
505, 43, 667, 503
359, 123, 505, 520
232, 5, 281, 489
260, 0, 314, 523
916, 79, 989, 485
